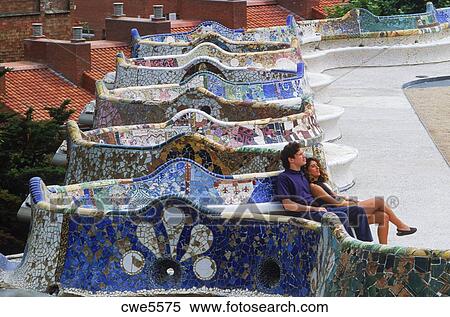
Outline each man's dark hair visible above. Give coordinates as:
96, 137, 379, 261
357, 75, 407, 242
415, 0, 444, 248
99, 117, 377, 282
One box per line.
280, 142, 301, 169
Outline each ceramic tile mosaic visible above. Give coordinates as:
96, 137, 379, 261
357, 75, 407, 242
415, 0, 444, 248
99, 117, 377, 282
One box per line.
114, 53, 300, 88
301, 3, 444, 41
130, 42, 302, 70
135, 32, 293, 58
436, 8, 450, 24
318, 215, 450, 297
52, 197, 321, 295
1, 207, 65, 292
132, 21, 301, 58
137, 20, 296, 44
2, 189, 448, 296
75, 105, 322, 149
94, 76, 311, 128
65, 132, 328, 184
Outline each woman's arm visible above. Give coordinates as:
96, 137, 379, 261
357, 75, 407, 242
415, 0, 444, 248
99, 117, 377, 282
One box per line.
281, 199, 327, 213
310, 184, 350, 206
320, 183, 358, 203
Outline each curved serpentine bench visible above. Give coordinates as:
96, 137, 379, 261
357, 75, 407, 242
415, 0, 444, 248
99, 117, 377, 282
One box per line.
299, 4, 450, 52
127, 41, 302, 71
3, 159, 448, 296
134, 31, 292, 57
135, 19, 297, 44
94, 72, 311, 128
114, 51, 301, 88
65, 119, 355, 188
65, 117, 327, 184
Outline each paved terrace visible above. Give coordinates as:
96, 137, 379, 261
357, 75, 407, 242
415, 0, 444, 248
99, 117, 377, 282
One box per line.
312, 61, 450, 249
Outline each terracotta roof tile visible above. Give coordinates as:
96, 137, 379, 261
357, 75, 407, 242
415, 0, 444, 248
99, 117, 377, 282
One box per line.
247, 4, 302, 29
171, 25, 198, 33
0, 68, 94, 121
313, 0, 349, 16
169, 4, 302, 34
85, 46, 131, 81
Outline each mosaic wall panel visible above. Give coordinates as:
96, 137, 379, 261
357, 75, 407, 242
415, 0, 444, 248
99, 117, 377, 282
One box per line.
316, 9, 361, 38
44, 159, 282, 209
135, 33, 292, 58
78, 105, 321, 150
358, 8, 437, 33
129, 44, 302, 72
1, 207, 65, 292
297, 3, 445, 40
318, 215, 450, 297
65, 134, 305, 184
138, 21, 296, 44
94, 79, 310, 128
25, 196, 322, 295
3, 193, 448, 296
114, 54, 300, 88
436, 8, 450, 24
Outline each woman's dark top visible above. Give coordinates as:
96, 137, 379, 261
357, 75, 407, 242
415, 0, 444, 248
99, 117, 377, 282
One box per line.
312, 181, 342, 207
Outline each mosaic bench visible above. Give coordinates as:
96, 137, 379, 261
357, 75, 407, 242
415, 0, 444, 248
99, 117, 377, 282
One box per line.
94, 73, 310, 128
299, 3, 450, 50
136, 20, 297, 44
64, 118, 356, 190
114, 51, 302, 88
436, 7, 450, 24
126, 41, 302, 72
77, 107, 322, 149
1, 165, 448, 296
133, 32, 293, 58
133, 16, 316, 54
65, 122, 328, 184
306, 4, 439, 39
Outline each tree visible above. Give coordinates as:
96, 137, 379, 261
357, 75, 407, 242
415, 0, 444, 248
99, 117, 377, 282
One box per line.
325, 0, 450, 18
0, 100, 73, 255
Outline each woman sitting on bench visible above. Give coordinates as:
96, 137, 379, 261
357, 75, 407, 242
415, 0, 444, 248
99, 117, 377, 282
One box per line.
304, 157, 416, 244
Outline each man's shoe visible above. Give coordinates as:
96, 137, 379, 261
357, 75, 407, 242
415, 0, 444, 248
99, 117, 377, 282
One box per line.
396, 227, 417, 236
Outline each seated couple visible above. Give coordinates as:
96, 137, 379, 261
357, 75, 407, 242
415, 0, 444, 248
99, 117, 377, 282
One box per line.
277, 142, 416, 244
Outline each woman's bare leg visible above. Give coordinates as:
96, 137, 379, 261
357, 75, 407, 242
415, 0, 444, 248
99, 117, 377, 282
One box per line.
358, 197, 410, 230
366, 211, 389, 244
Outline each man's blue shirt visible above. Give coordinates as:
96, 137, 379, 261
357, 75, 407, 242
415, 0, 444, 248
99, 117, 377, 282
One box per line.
276, 168, 315, 206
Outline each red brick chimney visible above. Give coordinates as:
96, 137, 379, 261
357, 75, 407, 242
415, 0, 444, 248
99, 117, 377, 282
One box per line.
179, 0, 247, 29
23, 35, 91, 86
277, 0, 320, 19
105, 3, 171, 43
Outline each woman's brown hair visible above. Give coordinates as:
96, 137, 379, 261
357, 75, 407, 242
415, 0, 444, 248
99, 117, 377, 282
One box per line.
304, 157, 329, 183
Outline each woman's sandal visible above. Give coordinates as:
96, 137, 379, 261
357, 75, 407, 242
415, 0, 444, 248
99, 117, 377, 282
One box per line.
396, 227, 417, 236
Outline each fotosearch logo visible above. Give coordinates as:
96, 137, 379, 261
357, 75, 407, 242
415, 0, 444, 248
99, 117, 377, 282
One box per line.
386, 195, 399, 209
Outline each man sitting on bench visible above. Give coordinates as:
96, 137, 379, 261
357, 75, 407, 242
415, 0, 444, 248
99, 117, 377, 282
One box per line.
276, 142, 373, 242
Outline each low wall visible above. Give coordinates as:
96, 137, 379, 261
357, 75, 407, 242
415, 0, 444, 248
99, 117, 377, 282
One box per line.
134, 32, 291, 58
114, 54, 298, 88
93, 74, 309, 128
2, 185, 448, 296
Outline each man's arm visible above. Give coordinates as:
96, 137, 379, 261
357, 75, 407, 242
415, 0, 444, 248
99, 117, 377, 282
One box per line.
281, 199, 327, 213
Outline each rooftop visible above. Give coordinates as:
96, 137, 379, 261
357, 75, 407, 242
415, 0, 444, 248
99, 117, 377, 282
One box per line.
0, 64, 94, 121
313, 0, 349, 17
170, 2, 302, 34
84, 41, 131, 82
247, 3, 302, 28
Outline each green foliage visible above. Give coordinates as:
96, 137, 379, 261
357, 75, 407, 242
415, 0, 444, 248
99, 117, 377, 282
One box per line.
325, 0, 450, 18
45, 98, 75, 125
0, 67, 13, 78
0, 100, 73, 254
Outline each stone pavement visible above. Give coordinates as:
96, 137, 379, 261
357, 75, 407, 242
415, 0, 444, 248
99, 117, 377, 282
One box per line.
312, 61, 450, 249
404, 85, 450, 165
